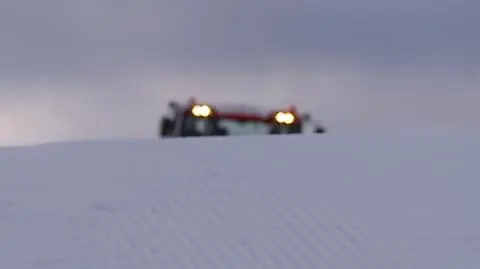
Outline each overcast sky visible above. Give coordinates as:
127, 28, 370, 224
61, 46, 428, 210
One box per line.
0, 0, 479, 145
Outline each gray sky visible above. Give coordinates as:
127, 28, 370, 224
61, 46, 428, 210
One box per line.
0, 0, 479, 145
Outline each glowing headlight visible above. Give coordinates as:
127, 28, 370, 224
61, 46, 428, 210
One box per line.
192, 105, 212, 117
274, 112, 295, 124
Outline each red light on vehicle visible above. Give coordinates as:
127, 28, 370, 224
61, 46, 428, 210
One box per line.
188, 97, 197, 105
288, 105, 297, 113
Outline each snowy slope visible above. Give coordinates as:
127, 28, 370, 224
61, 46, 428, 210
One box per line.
1, 132, 479, 269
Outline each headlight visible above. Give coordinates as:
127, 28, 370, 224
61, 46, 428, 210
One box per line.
192, 105, 212, 117
274, 112, 295, 124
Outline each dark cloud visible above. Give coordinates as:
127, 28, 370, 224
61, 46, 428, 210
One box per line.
0, 0, 478, 77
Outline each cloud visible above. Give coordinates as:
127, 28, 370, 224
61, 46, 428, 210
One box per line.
0, 0, 478, 77
0, 0, 479, 145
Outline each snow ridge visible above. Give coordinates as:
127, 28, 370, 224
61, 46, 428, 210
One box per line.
1, 133, 479, 268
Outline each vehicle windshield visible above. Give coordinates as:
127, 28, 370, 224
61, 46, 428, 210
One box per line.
183, 116, 299, 136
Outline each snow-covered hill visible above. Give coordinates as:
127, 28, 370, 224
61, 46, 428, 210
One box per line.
1, 132, 479, 269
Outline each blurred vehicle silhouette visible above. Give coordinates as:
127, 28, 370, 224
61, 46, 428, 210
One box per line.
159, 97, 326, 138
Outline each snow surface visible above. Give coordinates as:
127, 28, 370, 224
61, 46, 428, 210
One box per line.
1, 132, 479, 268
